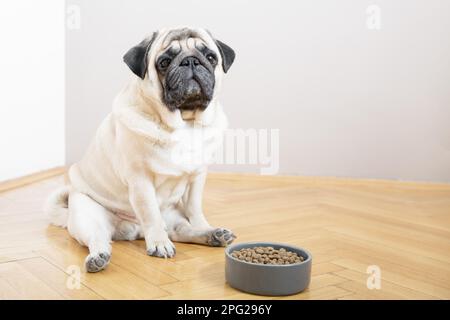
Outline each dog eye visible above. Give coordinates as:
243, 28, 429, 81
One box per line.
206, 53, 216, 63
159, 58, 171, 68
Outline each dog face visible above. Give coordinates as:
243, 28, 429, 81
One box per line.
123, 27, 235, 112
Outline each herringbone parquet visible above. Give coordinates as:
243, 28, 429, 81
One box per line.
0, 172, 449, 299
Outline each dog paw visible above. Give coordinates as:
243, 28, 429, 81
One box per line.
146, 238, 176, 258
207, 228, 236, 247
85, 252, 111, 273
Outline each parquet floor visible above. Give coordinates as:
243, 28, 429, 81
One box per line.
0, 172, 449, 299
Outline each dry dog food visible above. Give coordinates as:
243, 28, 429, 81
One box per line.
231, 246, 304, 265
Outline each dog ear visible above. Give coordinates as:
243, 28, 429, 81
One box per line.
215, 40, 235, 73
123, 32, 157, 79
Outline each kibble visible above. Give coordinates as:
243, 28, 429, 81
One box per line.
231, 246, 305, 265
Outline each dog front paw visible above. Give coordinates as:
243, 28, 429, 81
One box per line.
145, 229, 176, 258
207, 228, 236, 247
147, 239, 176, 258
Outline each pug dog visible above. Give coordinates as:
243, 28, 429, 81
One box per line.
45, 27, 236, 272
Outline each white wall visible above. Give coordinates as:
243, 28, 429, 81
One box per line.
66, 0, 450, 182
0, 0, 65, 181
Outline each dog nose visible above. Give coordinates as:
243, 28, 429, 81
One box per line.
180, 56, 200, 67
186, 81, 201, 97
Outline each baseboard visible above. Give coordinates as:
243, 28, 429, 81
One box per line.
207, 172, 450, 190
0, 167, 67, 193
1, 167, 448, 194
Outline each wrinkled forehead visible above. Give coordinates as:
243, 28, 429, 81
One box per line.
159, 28, 215, 53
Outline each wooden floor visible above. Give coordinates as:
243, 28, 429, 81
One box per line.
0, 172, 449, 299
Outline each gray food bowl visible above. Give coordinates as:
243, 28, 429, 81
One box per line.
225, 242, 312, 296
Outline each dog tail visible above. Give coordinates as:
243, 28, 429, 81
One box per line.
44, 185, 71, 228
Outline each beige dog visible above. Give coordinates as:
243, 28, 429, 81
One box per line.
45, 27, 236, 272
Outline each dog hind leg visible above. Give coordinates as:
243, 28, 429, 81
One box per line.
67, 191, 115, 272
163, 208, 236, 247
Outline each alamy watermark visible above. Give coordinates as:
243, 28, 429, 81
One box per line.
170, 127, 280, 175
366, 265, 382, 290
220, 129, 279, 175
66, 265, 81, 290
366, 5, 382, 30
66, 4, 81, 30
